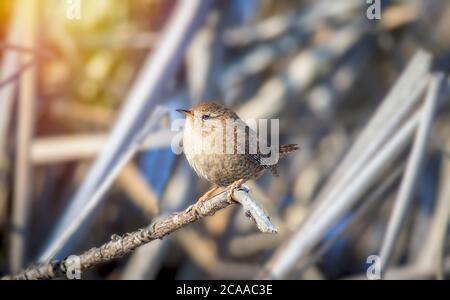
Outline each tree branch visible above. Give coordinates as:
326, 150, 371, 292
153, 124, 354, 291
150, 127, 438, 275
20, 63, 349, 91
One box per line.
2, 186, 276, 280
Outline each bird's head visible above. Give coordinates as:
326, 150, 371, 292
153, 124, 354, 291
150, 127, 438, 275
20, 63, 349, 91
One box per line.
176, 102, 238, 124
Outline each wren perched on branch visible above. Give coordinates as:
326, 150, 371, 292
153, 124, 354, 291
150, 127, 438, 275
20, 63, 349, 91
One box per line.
177, 102, 298, 202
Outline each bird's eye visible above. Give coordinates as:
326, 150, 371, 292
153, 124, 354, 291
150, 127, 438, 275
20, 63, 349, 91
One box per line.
202, 114, 211, 121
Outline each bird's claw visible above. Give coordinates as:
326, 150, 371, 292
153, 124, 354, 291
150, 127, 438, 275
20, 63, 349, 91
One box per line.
226, 179, 245, 203
196, 186, 220, 205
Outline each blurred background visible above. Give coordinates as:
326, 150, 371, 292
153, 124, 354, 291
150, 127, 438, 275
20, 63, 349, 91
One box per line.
0, 0, 450, 279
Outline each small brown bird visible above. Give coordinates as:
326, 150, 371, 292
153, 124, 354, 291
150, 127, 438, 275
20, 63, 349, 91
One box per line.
177, 102, 298, 202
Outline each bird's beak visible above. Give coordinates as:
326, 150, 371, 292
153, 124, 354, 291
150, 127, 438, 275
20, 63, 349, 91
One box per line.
176, 109, 193, 116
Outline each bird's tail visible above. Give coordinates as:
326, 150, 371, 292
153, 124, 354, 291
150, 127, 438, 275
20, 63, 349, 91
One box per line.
280, 144, 299, 155
269, 144, 299, 176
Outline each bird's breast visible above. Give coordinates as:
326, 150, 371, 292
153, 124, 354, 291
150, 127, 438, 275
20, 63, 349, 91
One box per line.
182, 118, 263, 186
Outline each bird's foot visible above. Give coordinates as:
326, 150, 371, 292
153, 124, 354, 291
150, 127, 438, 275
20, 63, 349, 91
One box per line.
226, 179, 245, 202
197, 186, 220, 204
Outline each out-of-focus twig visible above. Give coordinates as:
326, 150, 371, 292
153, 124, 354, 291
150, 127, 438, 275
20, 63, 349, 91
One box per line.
0, 42, 54, 59
174, 227, 259, 279
224, 0, 362, 47
0, 0, 24, 230
221, 31, 308, 104
121, 161, 193, 280
10, 0, 38, 273
37, 0, 214, 263
48, 100, 116, 128
187, 9, 225, 103
238, 20, 367, 120
0, 59, 37, 89
37, 107, 168, 263
309, 50, 431, 225
74, 32, 158, 50
30, 129, 175, 165
258, 50, 432, 279
296, 164, 404, 278
283, 51, 431, 267
305, 38, 375, 120
259, 110, 420, 279
379, 73, 443, 274
418, 123, 450, 279
4, 186, 276, 280
116, 163, 159, 216
434, 166, 450, 280
379, 1, 421, 30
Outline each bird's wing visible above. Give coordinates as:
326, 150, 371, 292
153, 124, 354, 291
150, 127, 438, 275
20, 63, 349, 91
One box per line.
233, 118, 271, 168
